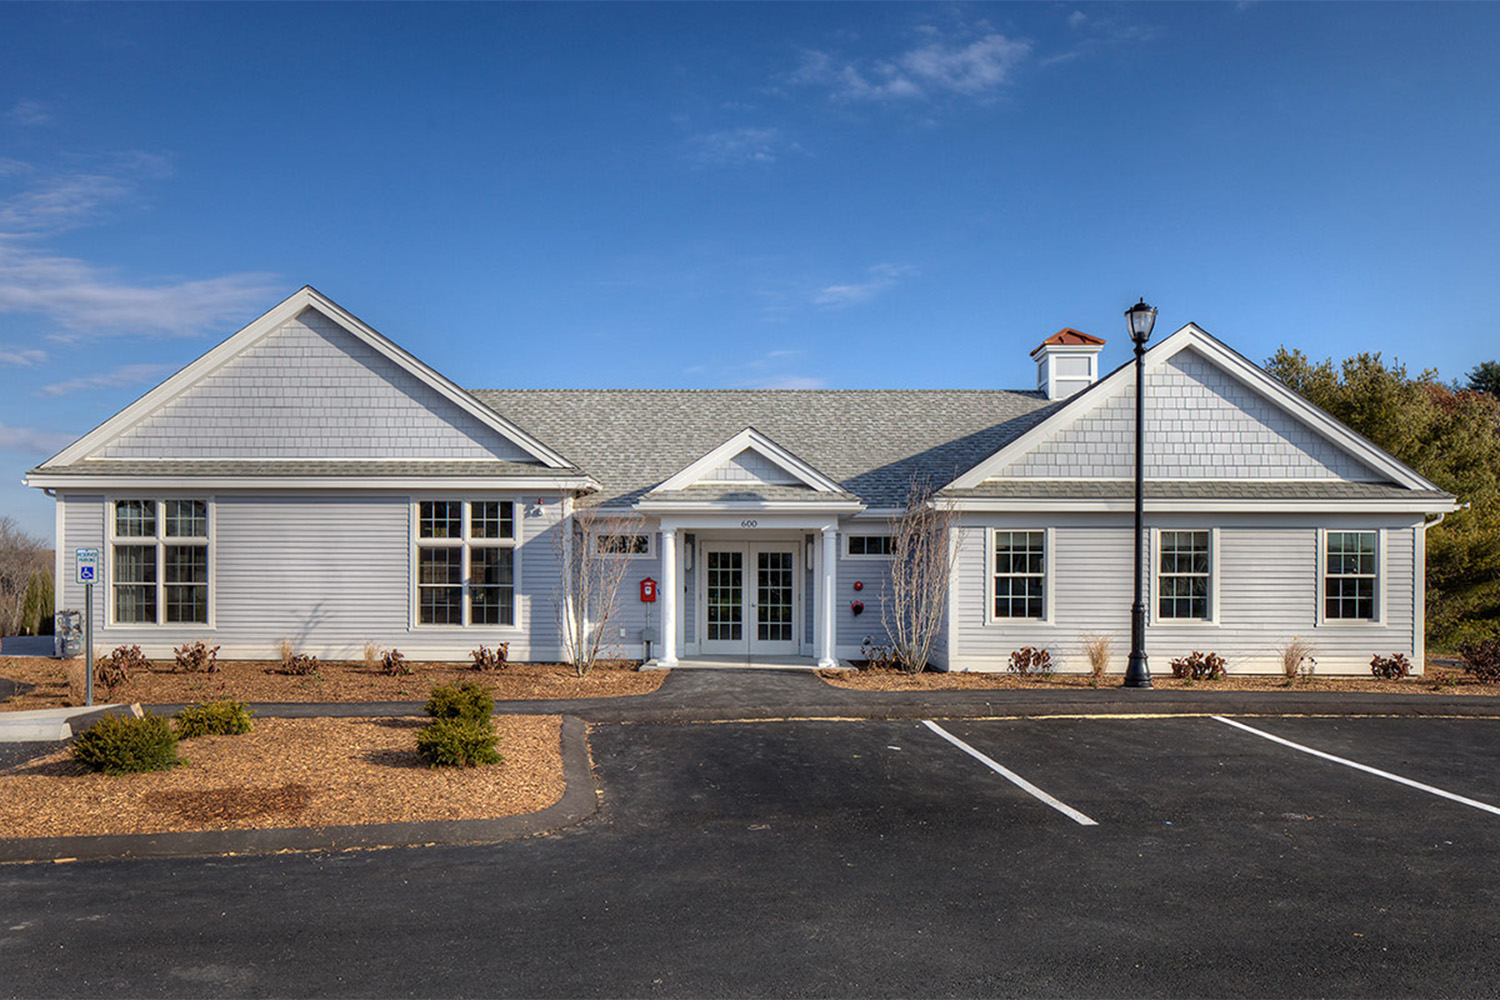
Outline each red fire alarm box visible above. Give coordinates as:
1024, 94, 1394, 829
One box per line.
640, 578, 658, 603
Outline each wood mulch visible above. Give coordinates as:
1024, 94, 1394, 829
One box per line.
0, 657, 664, 711
0, 714, 564, 839
819, 660, 1499, 696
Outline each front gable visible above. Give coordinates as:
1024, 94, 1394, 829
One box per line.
43, 287, 572, 469
949, 325, 1441, 491
653, 427, 845, 494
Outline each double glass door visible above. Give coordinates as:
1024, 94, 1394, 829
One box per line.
701, 543, 799, 656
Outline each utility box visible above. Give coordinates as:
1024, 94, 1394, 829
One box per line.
54, 610, 82, 658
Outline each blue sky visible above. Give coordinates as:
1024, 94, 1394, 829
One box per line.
2, 2, 1498, 537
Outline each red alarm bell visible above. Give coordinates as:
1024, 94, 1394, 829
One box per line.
850, 600, 865, 616
853, 580, 864, 591
640, 578, 658, 603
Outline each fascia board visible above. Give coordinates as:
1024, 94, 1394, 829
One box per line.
654, 426, 844, 493
634, 498, 865, 514
945, 497, 1459, 514
24, 473, 600, 491
42, 286, 573, 472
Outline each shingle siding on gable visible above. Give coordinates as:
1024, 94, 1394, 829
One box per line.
704, 449, 801, 485
98, 308, 535, 462
991, 348, 1383, 481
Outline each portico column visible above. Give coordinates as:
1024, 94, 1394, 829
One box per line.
659, 527, 679, 666
819, 525, 839, 668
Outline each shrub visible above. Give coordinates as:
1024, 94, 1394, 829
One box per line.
97, 644, 149, 693
174, 700, 253, 738
280, 652, 319, 676
425, 681, 494, 721
382, 649, 412, 676
1279, 637, 1314, 683
71, 712, 181, 774
363, 641, 382, 668
1457, 638, 1500, 683
1370, 652, 1412, 679
1081, 633, 1112, 682
471, 643, 509, 671
1170, 651, 1227, 680
1008, 646, 1053, 676
416, 717, 502, 768
174, 640, 220, 673
859, 636, 899, 671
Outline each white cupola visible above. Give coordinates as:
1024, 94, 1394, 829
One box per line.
1032, 328, 1106, 400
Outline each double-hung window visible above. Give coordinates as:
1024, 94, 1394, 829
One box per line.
991, 530, 1047, 620
416, 500, 516, 626
1157, 530, 1213, 621
1323, 530, 1378, 621
111, 499, 210, 625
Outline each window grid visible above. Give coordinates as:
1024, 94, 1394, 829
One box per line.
1158, 530, 1212, 621
993, 530, 1046, 620
416, 500, 517, 627
597, 534, 651, 556
847, 535, 894, 557
1325, 531, 1377, 621
110, 499, 208, 625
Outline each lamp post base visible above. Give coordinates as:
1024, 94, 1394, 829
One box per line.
1123, 652, 1152, 688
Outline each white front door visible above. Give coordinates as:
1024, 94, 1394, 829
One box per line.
700, 542, 801, 657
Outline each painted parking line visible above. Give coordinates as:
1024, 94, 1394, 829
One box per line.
1213, 716, 1500, 818
921, 720, 1098, 827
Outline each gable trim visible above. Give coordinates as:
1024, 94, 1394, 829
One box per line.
946, 324, 1441, 493
41, 286, 574, 470
653, 427, 845, 494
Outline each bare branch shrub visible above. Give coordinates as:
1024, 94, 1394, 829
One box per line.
277, 638, 296, 665
1081, 633, 1112, 683
0, 516, 49, 637
883, 481, 961, 675
362, 641, 382, 668
1279, 637, 1314, 684
556, 504, 642, 677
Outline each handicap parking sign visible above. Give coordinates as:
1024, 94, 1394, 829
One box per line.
75, 548, 99, 586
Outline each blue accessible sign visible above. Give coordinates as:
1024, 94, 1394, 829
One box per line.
75, 547, 99, 586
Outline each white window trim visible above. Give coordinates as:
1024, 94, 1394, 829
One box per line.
1315, 527, 1386, 627
1148, 527, 1221, 627
409, 499, 522, 630
844, 533, 894, 560
983, 526, 1055, 627
593, 531, 656, 560
105, 496, 215, 629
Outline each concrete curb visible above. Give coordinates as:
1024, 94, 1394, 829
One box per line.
0, 715, 597, 865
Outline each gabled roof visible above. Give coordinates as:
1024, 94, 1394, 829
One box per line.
652, 427, 847, 495
948, 323, 1450, 495
1032, 328, 1105, 354
35, 286, 579, 474
471, 389, 1057, 508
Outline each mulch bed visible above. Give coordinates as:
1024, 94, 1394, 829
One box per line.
0, 714, 564, 839
820, 660, 1499, 695
0, 657, 664, 711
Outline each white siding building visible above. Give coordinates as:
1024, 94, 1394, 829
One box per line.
27, 287, 1456, 674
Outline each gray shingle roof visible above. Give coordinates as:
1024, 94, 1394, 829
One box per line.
36, 459, 578, 478
470, 389, 1058, 508
939, 480, 1453, 501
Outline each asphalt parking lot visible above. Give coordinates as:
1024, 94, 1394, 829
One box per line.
2, 714, 1497, 998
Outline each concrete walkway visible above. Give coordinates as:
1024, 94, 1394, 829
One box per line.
146, 667, 1500, 723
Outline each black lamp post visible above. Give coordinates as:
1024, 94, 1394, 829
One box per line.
1123, 298, 1157, 689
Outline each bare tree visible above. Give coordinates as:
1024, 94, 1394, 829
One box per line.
555, 502, 644, 677
882, 480, 961, 674
0, 516, 49, 637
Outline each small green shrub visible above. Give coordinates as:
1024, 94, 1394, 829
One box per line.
1456, 638, 1500, 683
1170, 650, 1227, 680
381, 649, 412, 676
1007, 646, 1053, 676
1370, 652, 1412, 679
471, 643, 509, 671
174, 640, 220, 673
416, 717, 502, 768
97, 644, 149, 692
425, 680, 494, 721
173, 700, 253, 738
71, 712, 181, 774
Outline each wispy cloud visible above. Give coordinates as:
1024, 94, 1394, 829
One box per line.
1042, 8, 1162, 66
5, 100, 53, 127
689, 127, 794, 166
790, 30, 1031, 104
36, 362, 172, 397
813, 263, 915, 308
0, 345, 46, 367
0, 423, 78, 455
0, 154, 279, 338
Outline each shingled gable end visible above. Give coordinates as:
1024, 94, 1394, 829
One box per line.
27, 288, 1455, 675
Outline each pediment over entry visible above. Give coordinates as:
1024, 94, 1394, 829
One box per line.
651, 427, 847, 494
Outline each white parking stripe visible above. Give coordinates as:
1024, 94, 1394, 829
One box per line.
1214, 716, 1500, 818
922, 720, 1099, 826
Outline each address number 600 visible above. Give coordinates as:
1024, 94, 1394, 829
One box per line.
740, 519, 759, 528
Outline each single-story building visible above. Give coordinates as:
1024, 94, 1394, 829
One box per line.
26, 286, 1457, 674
